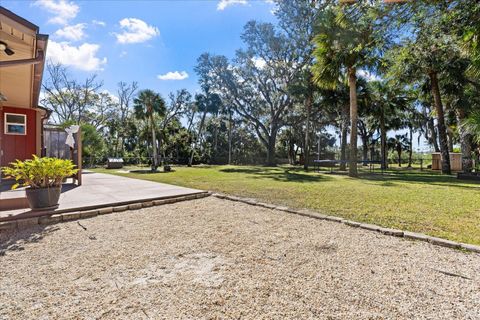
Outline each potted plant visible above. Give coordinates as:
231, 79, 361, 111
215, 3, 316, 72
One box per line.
2, 156, 78, 210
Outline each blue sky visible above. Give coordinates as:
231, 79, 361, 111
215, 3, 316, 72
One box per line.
2, 0, 276, 96
2, 0, 433, 151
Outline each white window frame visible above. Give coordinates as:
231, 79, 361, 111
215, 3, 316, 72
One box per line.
4, 113, 27, 136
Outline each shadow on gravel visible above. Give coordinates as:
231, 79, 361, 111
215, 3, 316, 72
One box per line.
0, 225, 60, 256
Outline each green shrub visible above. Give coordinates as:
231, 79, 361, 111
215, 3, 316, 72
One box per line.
2, 156, 78, 190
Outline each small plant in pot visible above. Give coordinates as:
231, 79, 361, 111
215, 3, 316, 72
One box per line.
2, 156, 78, 211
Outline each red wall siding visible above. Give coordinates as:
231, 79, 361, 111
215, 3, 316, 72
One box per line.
0, 106, 37, 166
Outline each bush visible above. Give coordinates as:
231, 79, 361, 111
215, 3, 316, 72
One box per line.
2, 156, 78, 190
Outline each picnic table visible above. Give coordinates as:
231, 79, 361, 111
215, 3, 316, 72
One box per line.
106, 158, 124, 169
313, 159, 383, 174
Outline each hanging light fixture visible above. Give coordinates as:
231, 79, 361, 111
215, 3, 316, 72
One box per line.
0, 41, 15, 56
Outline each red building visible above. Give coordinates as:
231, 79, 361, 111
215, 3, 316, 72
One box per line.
0, 6, 49, 168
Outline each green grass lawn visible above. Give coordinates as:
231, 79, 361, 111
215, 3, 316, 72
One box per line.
94, 165, 480, 245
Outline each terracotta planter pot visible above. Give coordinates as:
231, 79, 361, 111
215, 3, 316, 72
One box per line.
25, 186, 62, 211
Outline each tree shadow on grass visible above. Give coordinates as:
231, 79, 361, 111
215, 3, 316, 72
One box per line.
358, 170, 480, 190
219, 167, 331, 183
129, 169, 175, 174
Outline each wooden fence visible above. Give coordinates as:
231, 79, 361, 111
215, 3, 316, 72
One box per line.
43, 125, 82, 185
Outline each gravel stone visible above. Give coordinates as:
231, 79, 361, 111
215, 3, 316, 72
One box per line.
1, 197, 479, 319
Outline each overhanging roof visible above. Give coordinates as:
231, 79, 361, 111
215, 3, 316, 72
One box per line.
0, 6, 48, 110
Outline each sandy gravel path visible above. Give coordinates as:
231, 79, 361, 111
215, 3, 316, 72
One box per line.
1, 197, 479, 319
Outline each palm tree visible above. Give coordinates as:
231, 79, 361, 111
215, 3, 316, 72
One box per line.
462, 111, 480, 145
387, 134, 410, 167
386, 3, 461, 174
312, 4, 385, 177
188, 89, 221, 166
317, 81, 349, 170
365, 82, 409, 170
133, 89, 166, 171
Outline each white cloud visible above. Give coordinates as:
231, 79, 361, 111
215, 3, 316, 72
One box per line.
54, 23, 86, 41
217, 0, 248, 10
92, 20, 106, 27
47, 41, 107, 71
357, 69, 382, 81
217, 0, 274, 11
119, 51, 128, 58
252, 57, 266, 69
115, 18, 159, 44
33, 0, 79, 25
157, 71, 189, 81
101, 90, 120, 103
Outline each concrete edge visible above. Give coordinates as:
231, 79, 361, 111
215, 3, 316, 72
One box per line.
0, 191, 211, 232
211, 193, 480, 254
0, 191, 210, 223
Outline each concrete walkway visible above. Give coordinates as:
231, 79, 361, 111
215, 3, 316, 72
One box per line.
0, 171, 204, 222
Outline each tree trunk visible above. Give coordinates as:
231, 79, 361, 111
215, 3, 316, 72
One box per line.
120, 135, 125, 157
361, 135, 369, 165
447, 128, 454, 152
150, 114, 158, 171
303, 92, 312, 171
189, 110, 207, 167
457, 108, 473, 172
289, 136, 295, 165
228, 111, 233, 165
429, 71, 451, 174
397, 148, 402, 167
340, 105, 349, 171
114, 134, 119, 158
265, 133, 277, 166
348, 67, 358, 177
428, 114, 440, 152
380, 107, 387, 170
408, 125, 413, 168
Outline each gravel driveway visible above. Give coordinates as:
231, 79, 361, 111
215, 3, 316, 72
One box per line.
1, 197, 479, 319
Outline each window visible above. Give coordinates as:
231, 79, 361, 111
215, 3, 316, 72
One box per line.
4, 113, 26, 135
